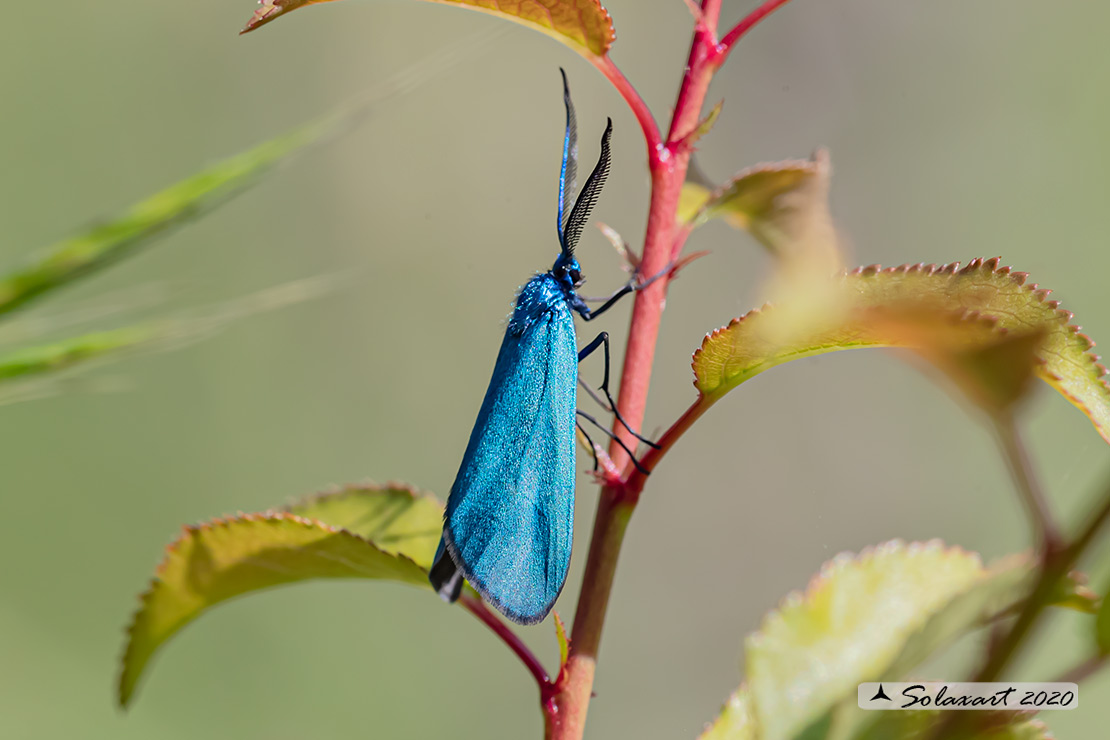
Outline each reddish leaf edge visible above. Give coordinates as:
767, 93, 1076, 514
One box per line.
240, 0, 617, 60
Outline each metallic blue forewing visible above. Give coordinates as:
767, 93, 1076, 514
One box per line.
429, 70, 615, 625
439, 274, 578, 624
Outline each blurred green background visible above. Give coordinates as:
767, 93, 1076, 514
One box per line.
2, 1, 1109, 737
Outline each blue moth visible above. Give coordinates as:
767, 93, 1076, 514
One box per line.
429, 71, 655, 625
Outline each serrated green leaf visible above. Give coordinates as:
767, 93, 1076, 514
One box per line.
698, 688, 755, 740
791, 557, 1089, 740
241, 0, 616, 59
0, 121, 333, 319
692, 258, 1110, 445
881, 554, 1032, 681
119, 484, 444, 708
746, 541, 986, 740
744, 543, 1088, 740
285, 483, 444, 567
0, 325, 154, 381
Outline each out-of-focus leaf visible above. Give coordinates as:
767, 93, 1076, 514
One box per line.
744, 543, 1089, 740
867, 309, 1047, 417
119, 485, 444, 708
685, 151, 845, 350
745, 541, 986, 740
692, 259, 1110, 445
678, 182, 713, 224
698, 688, 755, 740
0, 120, 331, 318
685, 152, 835, 259
1097, 583, 1110, 654
0, 325, 154, 381
1050, 570, 1099, 615
242, 0, 616, 59
885, 556, 1098, 677
851, 711, 1053, 740
814, 559, 1092, 739
926, 325, 1047, 416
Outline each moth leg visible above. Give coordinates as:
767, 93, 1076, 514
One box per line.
575, 421, 601, 472
577, 332, 661, 449
576, 410, 650, 476
577, 376, 610, 412
578, 259, 678, 316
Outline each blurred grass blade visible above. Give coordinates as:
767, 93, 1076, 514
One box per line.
0, 274, 342, 407
0, 27, 497, 319
119, 484, 447, 708
0, 325, 155, 382
0, 122, 328, 318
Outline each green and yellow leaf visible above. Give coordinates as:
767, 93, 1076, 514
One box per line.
119, 484, 444, 708
242, 0, 616, 59
284, 482, 444, 567
745, 541, 986, 740
1097, 581, 1110, 654
850, 711, 1053, 740
698, 688, 755, 740
738, 542, 1087, 740
692, 258, 1110, 444
683, 152, 834, 258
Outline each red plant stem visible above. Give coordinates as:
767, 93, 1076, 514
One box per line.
546, 496, 633, 740
993, 415, 1063, 552
592, 56, 665, 170
716, 0, 797, 63
667, 1, 722, 144
460, 594, 550, 691
628, 396, 714, 490
547, 3, 728, 738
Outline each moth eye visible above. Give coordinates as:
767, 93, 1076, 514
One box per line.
570, 269, 584, 286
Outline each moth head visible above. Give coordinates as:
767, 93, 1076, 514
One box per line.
552, 253, 585, 289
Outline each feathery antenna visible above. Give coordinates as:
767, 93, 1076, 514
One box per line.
557, 69, 579, 244
562, 118, 612, 255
